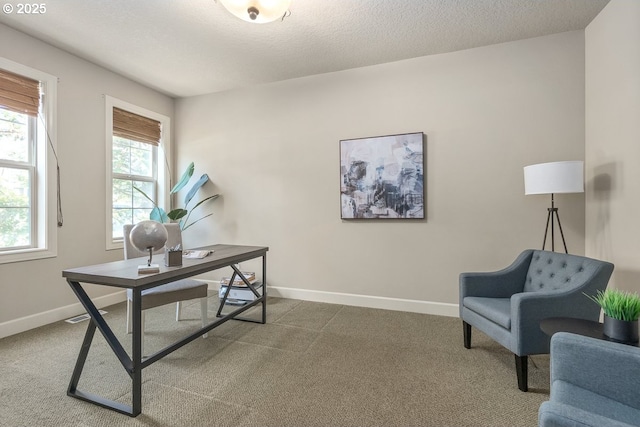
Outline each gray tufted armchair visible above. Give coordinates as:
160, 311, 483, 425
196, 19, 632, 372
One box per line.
459, 249, 614, 391
539, 332, 640, 427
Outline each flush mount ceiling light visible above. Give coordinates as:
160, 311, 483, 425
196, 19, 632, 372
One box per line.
219, 0, 292, 23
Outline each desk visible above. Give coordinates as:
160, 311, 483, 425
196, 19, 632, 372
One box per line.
62, 244, 268, 417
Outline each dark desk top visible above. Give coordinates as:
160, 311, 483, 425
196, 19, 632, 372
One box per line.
62, 244, 268, 290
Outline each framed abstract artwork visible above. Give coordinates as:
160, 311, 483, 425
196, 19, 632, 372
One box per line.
340, 132, 425, 219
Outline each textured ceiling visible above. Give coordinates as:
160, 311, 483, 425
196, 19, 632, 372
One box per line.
0, 0, 610, 98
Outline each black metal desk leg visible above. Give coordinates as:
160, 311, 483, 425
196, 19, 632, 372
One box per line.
131, 289, 143, 416
66, 279, 137, 416
67, 316, 97, 395
216, 271, 238, 317
262, 254, 267, 324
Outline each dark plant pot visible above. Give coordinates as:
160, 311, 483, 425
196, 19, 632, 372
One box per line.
603, 315, 639, 343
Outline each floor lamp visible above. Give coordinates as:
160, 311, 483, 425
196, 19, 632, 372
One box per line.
524, 161, 584, 253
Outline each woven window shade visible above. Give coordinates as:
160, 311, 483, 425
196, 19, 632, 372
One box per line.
113, 107, 161, 146
0, 68, 40, 116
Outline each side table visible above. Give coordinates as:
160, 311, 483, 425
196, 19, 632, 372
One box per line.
540, 317, 640, 347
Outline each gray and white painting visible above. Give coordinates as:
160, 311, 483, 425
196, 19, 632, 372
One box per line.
340, 132, 424, 219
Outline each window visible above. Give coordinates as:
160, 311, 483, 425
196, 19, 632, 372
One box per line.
0, 111, 34, 248
105, 97, 170, 249
0, 59, 57, 263
111, 135, 157, 238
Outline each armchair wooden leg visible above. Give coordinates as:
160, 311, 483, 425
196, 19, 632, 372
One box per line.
515, 355, 528, 392
463, 321, 471, 349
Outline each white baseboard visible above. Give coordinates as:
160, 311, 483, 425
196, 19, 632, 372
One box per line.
0, 282, 458, 339
0, 291, 126, 339
267, 286, 459, 318
207, 281, 458, 317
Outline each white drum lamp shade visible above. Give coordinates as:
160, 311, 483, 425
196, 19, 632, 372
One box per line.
523, 160, 584, 253
524, 161, 584, 195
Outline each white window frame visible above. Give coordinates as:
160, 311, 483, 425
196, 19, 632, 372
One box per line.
105, 96, 171, 250
0, 58, 57, 264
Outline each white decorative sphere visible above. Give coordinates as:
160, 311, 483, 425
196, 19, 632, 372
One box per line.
129, 220, 168, 253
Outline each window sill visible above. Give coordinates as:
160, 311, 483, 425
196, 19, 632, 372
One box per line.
107, 240, 124, 251
0, 248, 57, 264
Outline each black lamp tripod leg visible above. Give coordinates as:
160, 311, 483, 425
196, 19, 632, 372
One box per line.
554, 209, 568, 253
542, 209, 552, 251
542, 193, 568, 254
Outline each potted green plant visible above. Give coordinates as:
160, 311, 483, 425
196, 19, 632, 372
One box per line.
586, 289, 640, 343
135, 162, 219, 231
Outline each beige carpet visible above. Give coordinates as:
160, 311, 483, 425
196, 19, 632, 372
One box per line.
0, 296, 550, 426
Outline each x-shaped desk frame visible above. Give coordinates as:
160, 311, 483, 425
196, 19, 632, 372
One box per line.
62, 244, 268, 417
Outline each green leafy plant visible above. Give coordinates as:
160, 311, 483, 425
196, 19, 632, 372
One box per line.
585, 289, 640, 322
135, 162, 219, 231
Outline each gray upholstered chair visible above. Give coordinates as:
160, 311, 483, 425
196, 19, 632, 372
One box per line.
459, 249, 614, 391
123, 224, 208, 355
539, 332, 640, 427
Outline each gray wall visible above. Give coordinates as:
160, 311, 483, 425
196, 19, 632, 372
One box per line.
175, 31, 587, 315
0, 24, 174, 336
0, 23, 594, 337
585, 0, 640, 294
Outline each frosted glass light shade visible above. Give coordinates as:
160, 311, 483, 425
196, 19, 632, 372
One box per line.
219, 0, 291, 23
524, 161, 584, 195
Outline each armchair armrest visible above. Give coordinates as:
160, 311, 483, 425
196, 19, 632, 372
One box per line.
510, 291, 571, 355
539, 401, 637, 427
510, 258, 614, 356
459, 250, 534, 300
550, 332, 640, 412
510, 289, 600, 355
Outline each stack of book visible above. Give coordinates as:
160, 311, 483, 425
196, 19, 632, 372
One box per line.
219, 272, 262, 304
219, 271, 256, 287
